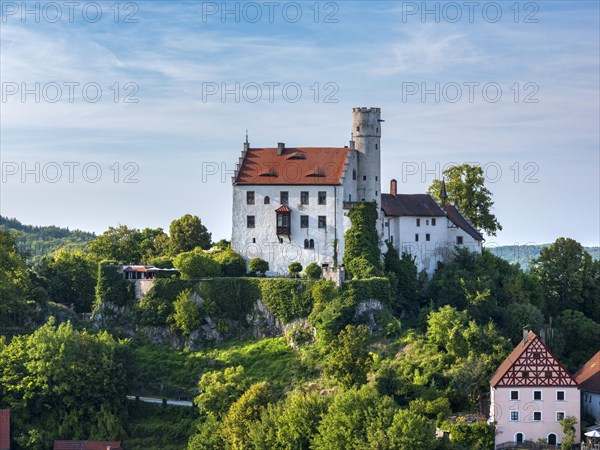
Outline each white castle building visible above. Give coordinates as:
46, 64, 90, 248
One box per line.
231, 107, 483, 276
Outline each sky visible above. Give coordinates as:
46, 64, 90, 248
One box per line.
1, 0, 599, 247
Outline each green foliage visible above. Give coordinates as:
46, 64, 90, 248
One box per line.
444, 420, 495, 449
137, 279, 192, 326
170, 214, 212, 253
428, 164, 502, 236
248, 390, 330, 449
95, 262, 135, 308
0, 215, 95, 264
88, 225, 145, 263
531, 237, 599, 320
169, 289, 201, 335
198, 278, 260, 322
195, 366, 248, 418
219, 382, 273, 449
344, 277, 391, 304
501, 302, 545, 345
248, 258, 269, 275
0, 318, 130, 448
288, 262, 303, 278
384, 243, 419, 315
188, 414, 221, 450
325, 325, 373, 388
147, 256, 175, 269
174, 251, 221, 279
343, 202, 381, 277
345, 255, 383, 279
36, 249, 97, 312
259, 279, 313, 323
212, 248, 246, 277
560, 415, 578, 450
0, 229, 34, 325
553, 310, 600, 372
303, 262, 322, 279
387, 408, 436, 450
409, 397, 451, 425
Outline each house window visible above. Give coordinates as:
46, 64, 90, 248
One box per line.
515, 433, 524, 443
533, 391, 542, 401
318, 191, 326, 205
533, 411, 542, 422
264, 196, 270, 204
456, 236, 463, 245
352, 169, 356, 180
280, 191, 289, 205
510, 390, 519, 401
300, 216, 309, 228
247, 216, 255, 228
426, 234, 431, 241
318, 216, 326, 229
556, 391, 565, 401
415, 233, 419, 242
301, 191, 309, 205
556, 412, 565, 422
432, 218, 436, 226
247, 191, 255, 205
510, 411, 519, 422
416, 218, 421, 227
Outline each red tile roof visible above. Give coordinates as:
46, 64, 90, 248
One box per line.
274, 205, 291, 212
443, 204, 484, 241
490, 331, 577, 387
381, 194, 446, 217
574, 350, 600, 394
0, 410, 9, 450
234, 147, 349, 185
53, 441, 122, 450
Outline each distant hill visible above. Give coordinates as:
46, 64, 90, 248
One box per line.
488, 244, 600, 270
0, 216, 96, 264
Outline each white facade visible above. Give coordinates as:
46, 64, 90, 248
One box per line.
582, 391, 600, 423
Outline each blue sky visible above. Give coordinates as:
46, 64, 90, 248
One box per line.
1, 1, 599, 246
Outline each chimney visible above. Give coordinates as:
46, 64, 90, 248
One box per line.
523, 328, 529, 345
390, 179, 397, 198
277, 142, 285, 155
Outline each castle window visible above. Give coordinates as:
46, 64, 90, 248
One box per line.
247, 191, 255, 205
356, 126, 360, 131
363, 175, 366, 181
416, 218, 421, 227
318, 216, 326, 229
264, 196, 270, 204
415, 233, 419, 242
301, 191, 309, 205
432, 218, 436, 226
390, 235, 394, 243
532, 411, 542, 422
426, 219, 429, 226
304, 239, 309, 249
456, 236, 463, 245
375, 191, 378, 196
318, 191, 326, 205
352, 169, 356, 180
533, 391, 542, 401
300, 216, 309, 228
426, 234, 431, 241
309, 239, 314, 249
279, 237, 283, 243
556, 391, 565, 401
375, 176, 378, 181
247, 216, 255, 228
556, 412, 565, 422
280, 191, 289, 205
252, 238, 256, 243
375, 144, 378, 149
510, 390, 519, 400
510, 411, 519, 422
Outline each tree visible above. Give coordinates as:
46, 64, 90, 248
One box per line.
343, 202, 381, 276
383, 243, 419, 314
212, 248, 246, 277
173, 251, 221, 279
553, 310, 600, 372
87, 225, 144, 263
325, 325, 373, 388
531, 237, 598, 319
139, 227, 170, 261
387, 409, 436, 450
445, 419, 495, 449
194, 366, 248, 418
560, 415, 578, 450
303, 262, 322, 279
169, 214, 212, 253
169, 289, 201, 335
0, 229, 33, 325
428, 164, 502, 236
426, 306, 468, 355
502, 303, 545, 345
0, 318, 129, 448
219, 382, 273, 449
346, 256, 383, 279
36, 249, 97, 312
248, 258, 269, 276
288, 262, 303, 278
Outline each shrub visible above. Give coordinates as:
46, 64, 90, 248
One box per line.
95, 262, 135, 308
249, 258, 269, 276
288, 262, 303, 278
346, 256, 383, 280
303, 262, 322, 279
168, 289, 201, 335
259, 279, 312, 323
173, 251, 221, 279
213, 248, 246, 277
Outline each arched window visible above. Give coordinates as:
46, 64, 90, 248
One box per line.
515, 433, 524, 443
309, 239, 315, 249
264, 196, 270, 204
548, 434, 557, 445
304, 239, 309, 249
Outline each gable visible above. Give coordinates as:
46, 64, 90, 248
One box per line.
491, 333, 577, 387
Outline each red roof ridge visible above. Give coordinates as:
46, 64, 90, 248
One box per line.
574, 350, 600, 393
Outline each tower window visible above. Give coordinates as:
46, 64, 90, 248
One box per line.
375, 176, 378, 181
252, 238, 256, 243
352, 169, 356, 180
300, 216, 309, 228
318, 191, 326, 205
247, 191, 255, 205
356, 126, 360, 131
318, 216, 326, 229
247, 216, 255, 228
300, 191, 309, 205
363, 176, 366, 181
375, 191, 378, 196
375, 144, 378, 149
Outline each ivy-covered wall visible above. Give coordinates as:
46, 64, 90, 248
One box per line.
95, 263, 135, 308
344, 278, 391, 305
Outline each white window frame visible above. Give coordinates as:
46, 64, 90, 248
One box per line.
533, 390, 543, 401
510, 390, 520, 401
556, 390, 566, 402
514, 432, 526, 443
533, 411, 542, 422
510, 410, 520, 422
555, 411, 565, 422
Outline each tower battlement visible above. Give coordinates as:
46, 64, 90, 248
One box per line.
352, 107, 381, 113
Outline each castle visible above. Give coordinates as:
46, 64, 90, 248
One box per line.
231, 107, 483, 276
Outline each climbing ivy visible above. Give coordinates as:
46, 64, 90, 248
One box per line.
198, 278, 261, 322
95, 262, 135, 308
259, 279, 314, 323
343, 202, 381, 277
